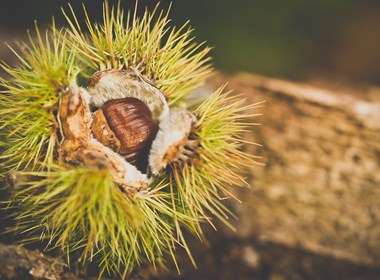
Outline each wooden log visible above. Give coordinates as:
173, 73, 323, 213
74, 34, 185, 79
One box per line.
207, 73, 380, 266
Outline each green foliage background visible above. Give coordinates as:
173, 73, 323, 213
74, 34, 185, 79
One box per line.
1, 0, 380, 83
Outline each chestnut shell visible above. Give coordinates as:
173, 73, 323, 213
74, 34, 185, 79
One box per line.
92, 97, 158, 172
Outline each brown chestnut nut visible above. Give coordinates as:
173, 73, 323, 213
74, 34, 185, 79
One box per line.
91, 97, 158, 172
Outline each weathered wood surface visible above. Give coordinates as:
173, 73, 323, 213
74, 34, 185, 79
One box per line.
0, 243, 92, 280
207, 73, 380, 266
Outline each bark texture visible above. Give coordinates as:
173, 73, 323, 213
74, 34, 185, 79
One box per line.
0, 243, 91, 280
207, 73, 380, 266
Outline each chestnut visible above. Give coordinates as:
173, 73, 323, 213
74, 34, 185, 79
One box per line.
91, 97, 158, 172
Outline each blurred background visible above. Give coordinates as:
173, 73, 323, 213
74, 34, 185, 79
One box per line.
1, 1, 380, 280
1, 0, 380, 84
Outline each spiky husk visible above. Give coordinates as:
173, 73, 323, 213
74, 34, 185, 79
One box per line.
0, 23, 75, 174
6, 165, 191, 277
168, 87, 263, 233
63, 2, 213, 105
0, 18, 197, 276
0, 1, 260, 278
